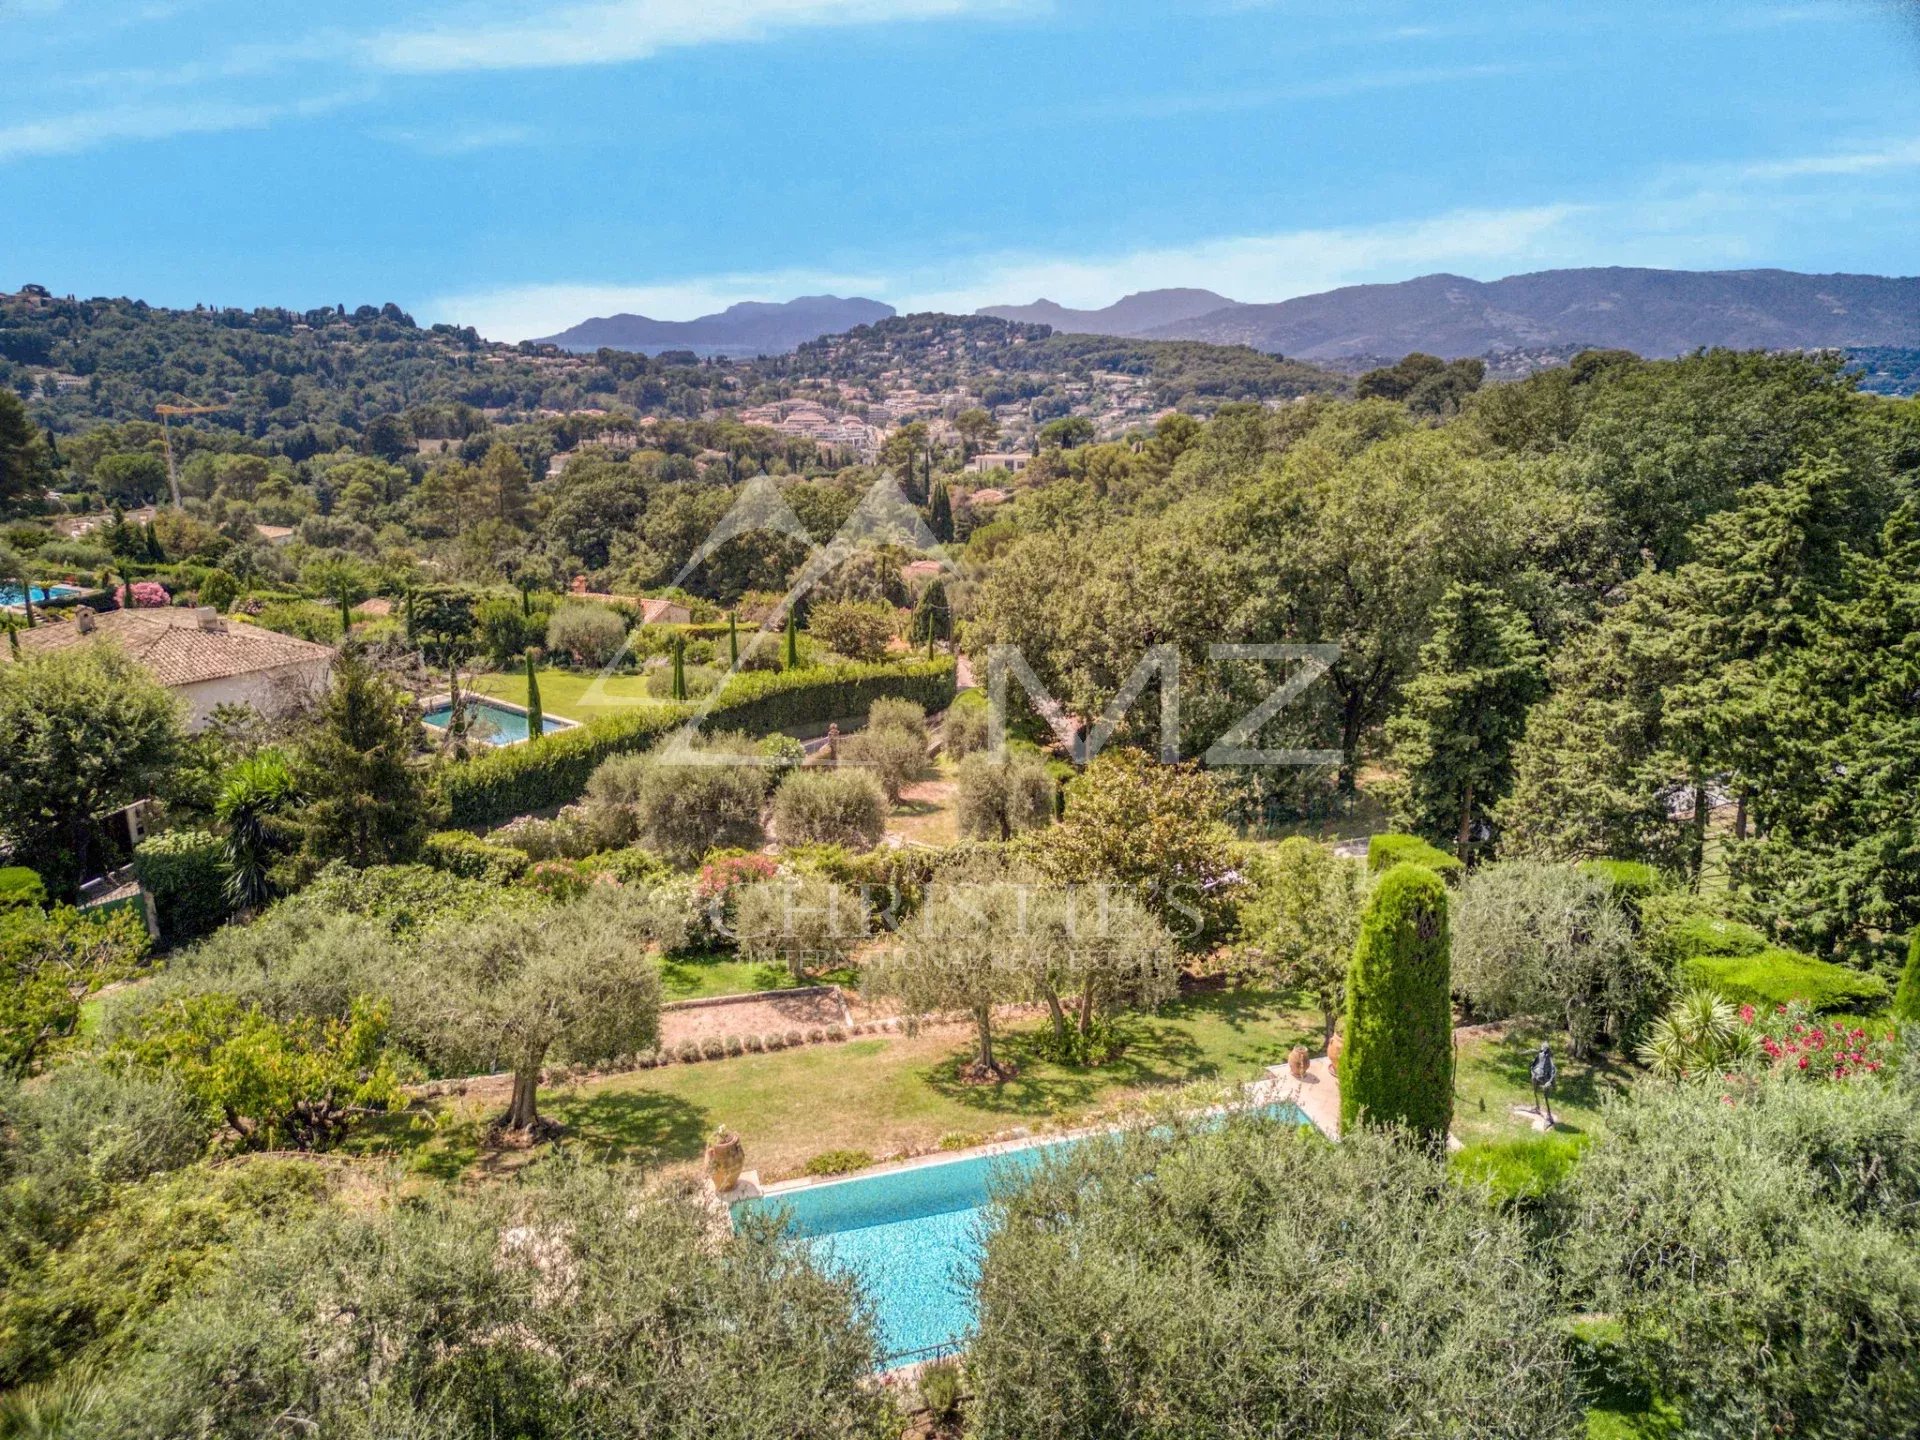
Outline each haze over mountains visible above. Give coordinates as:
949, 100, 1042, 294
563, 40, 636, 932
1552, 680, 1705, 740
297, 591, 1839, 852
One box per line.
978, 288, 1238, 337
537, 295, 894, 357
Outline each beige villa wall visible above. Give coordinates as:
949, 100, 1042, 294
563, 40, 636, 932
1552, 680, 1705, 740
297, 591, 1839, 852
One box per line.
175, 659, 332, 729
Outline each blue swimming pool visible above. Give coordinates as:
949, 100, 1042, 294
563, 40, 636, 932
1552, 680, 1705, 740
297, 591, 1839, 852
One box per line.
420, 697, 570, 746
0, 583, 81, 607
735, 1100, 1310, 1365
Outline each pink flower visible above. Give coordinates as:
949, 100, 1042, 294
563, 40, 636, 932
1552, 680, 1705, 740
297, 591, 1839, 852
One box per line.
1798, 1056, 1810, 1070
1739, 1004, 1756, 1024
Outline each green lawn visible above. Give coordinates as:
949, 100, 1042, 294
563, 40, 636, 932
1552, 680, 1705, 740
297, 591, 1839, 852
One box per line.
1450, 1021, 1639, 1149
658, 951, 856, 1002
362, 987, 1318, 1183
470, 667, 672, 724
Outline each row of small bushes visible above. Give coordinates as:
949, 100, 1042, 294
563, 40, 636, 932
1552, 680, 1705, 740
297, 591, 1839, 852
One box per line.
436, 657, 956, 829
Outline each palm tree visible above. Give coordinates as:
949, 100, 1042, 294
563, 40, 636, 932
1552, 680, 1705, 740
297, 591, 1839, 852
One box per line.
215, 750, 298, 913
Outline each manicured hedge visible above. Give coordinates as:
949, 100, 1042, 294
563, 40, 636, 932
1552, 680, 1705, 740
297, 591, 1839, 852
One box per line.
423, 830, 530, 883
0, 866, 47, 911
1366, 832, 1465, 881
1578, 859, 1664, 911
437, 658, 956, 830
133, 829, 231, 945
1340, 863, 1454, 1149
1686, 949, 1890, 1014
1896, 932, 1920, 1024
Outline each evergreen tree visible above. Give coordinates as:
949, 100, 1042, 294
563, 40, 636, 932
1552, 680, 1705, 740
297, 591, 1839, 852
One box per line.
1340, 864, 1453, 1151
728, 610, 739, 669
670, 633, 686, 700
911, 577, 949, 648
1385, 583, 1543, 860
784, 609, 798, 669
0, 390, 45, 510
524, 650, 544, 740
929, 478, 954, 543
291, 647, 437, 872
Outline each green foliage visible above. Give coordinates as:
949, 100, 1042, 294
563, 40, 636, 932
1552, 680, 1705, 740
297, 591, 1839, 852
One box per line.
546, 601, 628, 668
194, 567, 239, 612
771, 767, 889, 852
132, 829, 230, 945
1578, 858, 1665, 913
283, 861, 543, 938
954, 749, 1055, 842
0, 644, 185, 896
867, 696, 928, 744
1340, 864, 1453, 1147
1635, 989, 1756, 1080
1238, 837, 1368, 1044
733, 874, 866, 981
968, 1118, 1579, 1440
808, 598, 896, 662
616, 735, 769, 867
802, 1149, 875, 1177
1640, 895, 1770, 969
943, 689, 989, 758
1897, 930, 1920, 1024
0, 866, 47, 912
1684, 948, 1889, 1013
422, 829, 531, 883
840, 722, 928, 802
212, 748, 298, 912
1450, 1131, 1591, 1205
1365, 831, 1465, 879
436, 658, 955, 830
0, 905, 149, 1077
109, 992, 402, 1150
1562, 1076, 1920, 1438
917, 1358, 963, 1423
78, 1163, 893, 1440
290, 646, 438, 873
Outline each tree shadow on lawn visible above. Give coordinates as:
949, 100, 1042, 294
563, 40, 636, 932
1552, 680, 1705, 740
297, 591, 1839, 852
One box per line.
542, 1087, 712, 1167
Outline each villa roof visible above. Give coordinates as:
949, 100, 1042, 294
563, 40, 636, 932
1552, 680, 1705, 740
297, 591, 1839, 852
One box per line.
4, 606, 336, 688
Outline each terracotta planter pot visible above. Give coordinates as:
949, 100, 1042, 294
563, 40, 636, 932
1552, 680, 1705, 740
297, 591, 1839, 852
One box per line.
1326, 1033, 1344, 1075
1286, 1045, 1309, 1080
706, 1134, 744, 1193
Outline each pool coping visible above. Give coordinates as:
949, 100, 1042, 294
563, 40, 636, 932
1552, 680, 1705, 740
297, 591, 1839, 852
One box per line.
720, 1065, 1332, 1213
417, 691, 581, 745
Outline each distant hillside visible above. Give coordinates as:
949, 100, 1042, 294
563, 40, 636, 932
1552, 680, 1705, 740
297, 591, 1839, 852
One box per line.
1133, 268, 1920, 361
977, 289, 1237, 338
537, 295, 895, 358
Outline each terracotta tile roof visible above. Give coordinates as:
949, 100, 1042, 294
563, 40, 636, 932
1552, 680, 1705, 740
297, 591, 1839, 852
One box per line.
4, 607, 336, 687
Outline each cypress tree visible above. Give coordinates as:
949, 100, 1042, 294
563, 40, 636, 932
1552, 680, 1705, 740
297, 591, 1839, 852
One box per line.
929, 479, 953, 543
524, 650, 544, 741
785, 610, 798, 670
671, 634, 686, 700
1340, 864, 1453, 1151
728, 610, 739, 669
121, 576, 134, 611
1896, 931, 1920, 1025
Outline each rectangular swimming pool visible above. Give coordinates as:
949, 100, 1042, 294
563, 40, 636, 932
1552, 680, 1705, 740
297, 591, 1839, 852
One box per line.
421, 696, 573, 747
0, 583, 82, 608
733, 1100, 1311, 1366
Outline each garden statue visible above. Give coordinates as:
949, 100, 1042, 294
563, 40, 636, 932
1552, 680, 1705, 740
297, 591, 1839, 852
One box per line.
825, 722, 840, 765
1286, 1045, 1309, 1080
1530, 1042, 1557, 1125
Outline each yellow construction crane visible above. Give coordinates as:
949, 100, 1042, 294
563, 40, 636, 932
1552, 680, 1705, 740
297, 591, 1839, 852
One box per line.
154, 403, 224, 508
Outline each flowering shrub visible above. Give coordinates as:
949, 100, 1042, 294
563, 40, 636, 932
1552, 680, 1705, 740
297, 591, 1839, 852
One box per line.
116, 580, 170, 608
1752, 1002, 1894, 1081
692, 851, 780, 946
1642, 991, 1896, 1083
526, 859, 590, 902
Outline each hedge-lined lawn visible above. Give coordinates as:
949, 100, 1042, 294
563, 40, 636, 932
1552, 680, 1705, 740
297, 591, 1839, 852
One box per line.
471, 667, 669, 724
658, 951, 858, 1002
367, 987, 1318, 1183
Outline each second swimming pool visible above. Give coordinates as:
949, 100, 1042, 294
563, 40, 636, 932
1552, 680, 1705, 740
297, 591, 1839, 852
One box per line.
732, 1100, 1311, 1365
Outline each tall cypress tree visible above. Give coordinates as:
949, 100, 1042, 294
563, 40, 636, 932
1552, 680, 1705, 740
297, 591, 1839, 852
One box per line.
728, 610, 739, 669
524, 650, 544, 741
671, 634, 687, 700
1340, 864, 1453, 1152
929, 479, 953, 544
785, 610, 799, 670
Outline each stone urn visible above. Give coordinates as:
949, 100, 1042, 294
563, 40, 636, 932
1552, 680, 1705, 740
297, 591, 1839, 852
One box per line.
706, 1126, 744, 1193
1326, 1033, 1344, 1075
1286, 1045, 1309, 1080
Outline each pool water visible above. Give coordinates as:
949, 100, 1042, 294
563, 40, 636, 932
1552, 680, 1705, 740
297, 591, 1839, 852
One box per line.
421, 697, 569, 746
0, 583, 81, 607
734, 1101, 1310, 1365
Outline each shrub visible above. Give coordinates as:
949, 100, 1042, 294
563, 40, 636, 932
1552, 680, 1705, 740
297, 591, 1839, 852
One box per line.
867, 697, 927, 746
803, 1149, 874, 1177
1450, 1131, 1590, 1205
733, 874, 866, 980
700, 1036, 725, 1061
1685, 948, 1889, 1013
579, 846, 671, 886
772, 768, 889, 851
1576, 858, 1664, 914
943, 691, 989, 758
132, 830, 230, 944
967, 1119, 1579, 1440
677, 1040, 701, 1063
1897, 931, 1920, 1024
250, 600, 342, 645
841, 724, 928, 803
918, 1358, 964, 1423
808, 599, 895, 662
1340, 864, 1452, 1148
422, 830, 530, 883
1641, 895, 1769, 970
1365, 832, 1464, 880
955, 750, 1054, 841
525, 859, 591, 902
0, 866, 46, 912
758, 732, 805, 779
723, 1034, 743, 1057
545, 603, 627, 668
196, 568, 239, 612
438, 658, 956, 829
1562, 1077, 1920, 1439
605, 736, 770, 867
484, 809, 597, 862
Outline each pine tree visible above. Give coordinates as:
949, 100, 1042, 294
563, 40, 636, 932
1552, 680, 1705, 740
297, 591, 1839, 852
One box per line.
1385, 583, 1543, 861
291, 647, 437, 872
524, 650, 544, 741
1339, 864, 1453, 1151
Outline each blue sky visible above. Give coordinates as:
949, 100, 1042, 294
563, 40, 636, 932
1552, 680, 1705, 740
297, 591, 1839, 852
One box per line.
4, 0, 1919, 339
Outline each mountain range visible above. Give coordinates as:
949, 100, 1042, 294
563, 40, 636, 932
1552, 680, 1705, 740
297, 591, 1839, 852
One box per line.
535, 268, 1920, 368
536, 295, 894, 357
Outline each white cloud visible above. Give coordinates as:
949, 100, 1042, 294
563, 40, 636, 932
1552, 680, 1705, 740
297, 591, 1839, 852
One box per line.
426, 270, 891, 341
0, 88, 364, 163
1738, 136, 1920, 181
368, 0, 1023, 73
373, 122, 539, 155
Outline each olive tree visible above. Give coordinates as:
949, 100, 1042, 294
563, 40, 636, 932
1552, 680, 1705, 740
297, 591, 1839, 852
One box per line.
1452, 860, 1656, 1055
1237, 837, 1368, 1045
955, 750, 1054, 841
586, 734, 769, 865
969, 1118, 1581, 1440
732, 873, 866, 981
396, 887, 684, 1133
770, 767, 888, 851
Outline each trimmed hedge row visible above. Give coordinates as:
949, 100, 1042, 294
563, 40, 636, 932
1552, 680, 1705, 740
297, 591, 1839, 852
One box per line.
1686, 949, 1890, 1014
423, 830, 531, 883
1366, 832, 1465, 881
437, 658, 957, 830
133, 829, 230, 945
